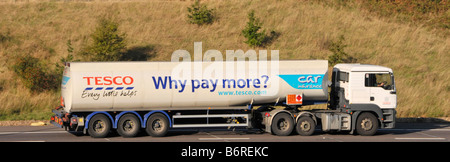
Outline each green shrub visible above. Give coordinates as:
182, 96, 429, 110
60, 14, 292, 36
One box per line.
55, 40, 75, 70
79, 18, 152, 62
242, 10, 267, 47
328, 35, 348, 66
12, 55, 58, 92
187, 0, 215, 25
55, 40, 79, 85
328, 35, 357, 66
82, 18, 127, 61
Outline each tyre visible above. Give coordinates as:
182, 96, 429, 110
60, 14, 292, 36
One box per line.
117, 114, 141, 138
271, 113, 294, 136
88, 114, 111, 138
356, 112, 378, 136
296, 116, 316, 136
146, 113, 169, 137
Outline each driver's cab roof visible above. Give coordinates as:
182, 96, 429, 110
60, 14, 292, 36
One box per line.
333, 63, 393, 73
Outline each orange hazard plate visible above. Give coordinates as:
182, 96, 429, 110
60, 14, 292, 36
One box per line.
286, 94, 303, 105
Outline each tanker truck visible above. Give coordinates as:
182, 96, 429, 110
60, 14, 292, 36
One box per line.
50, 60, 397, 138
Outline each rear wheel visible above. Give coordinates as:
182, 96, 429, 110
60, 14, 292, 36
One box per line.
296, 116, 316, 136
356, 112, 378, 136
88, 114, 111, 138
146, 113, 169, 137
271, 113, 294, 136
117, 114, 141, 138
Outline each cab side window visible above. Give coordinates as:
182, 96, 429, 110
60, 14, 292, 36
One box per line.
339, 71, 349, 82
364, 73, 393, 90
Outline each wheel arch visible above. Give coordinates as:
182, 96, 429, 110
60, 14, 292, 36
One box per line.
296, 111, 317, 125
350, 104, 384, 133
143, 110, 172, 128
85, 111, 114, 129
268, 110, 292, 126
114, 111, 144, 129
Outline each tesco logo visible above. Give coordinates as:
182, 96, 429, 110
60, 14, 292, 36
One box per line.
83, 76, 134, 85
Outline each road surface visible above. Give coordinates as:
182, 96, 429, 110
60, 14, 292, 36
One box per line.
0, 123, 449, 142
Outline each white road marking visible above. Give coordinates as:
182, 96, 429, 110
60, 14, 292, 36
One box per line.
0, 132, 20, 135
320, 135, 344, 142
383, 129, 450, 131
8, 141, 46, 142
415, 131, 441, 138
199, 138, 250, 140
395, 137, 446, 140
390, 128, 447, 140
0, 131, 67, 135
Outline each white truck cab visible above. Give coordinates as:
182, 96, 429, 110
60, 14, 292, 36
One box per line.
333, 64, 397, 109
329, 64, 397, 134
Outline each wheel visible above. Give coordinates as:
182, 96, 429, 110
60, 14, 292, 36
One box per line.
356, 112, 378, 136
117, 114, 141, 138
271, 113, 294, 136
296, 116, 316, 136
146, 113, 169, 137
88, 114, 111, 138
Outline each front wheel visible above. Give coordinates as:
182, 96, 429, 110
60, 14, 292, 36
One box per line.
355, 112, 378, 136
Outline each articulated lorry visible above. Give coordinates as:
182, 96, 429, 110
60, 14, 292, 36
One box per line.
51, 60, 397, 138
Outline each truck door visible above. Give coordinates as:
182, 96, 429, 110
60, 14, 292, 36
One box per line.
364, 73, 397, 108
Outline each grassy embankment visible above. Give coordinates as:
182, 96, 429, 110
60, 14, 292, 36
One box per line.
0, 0, 448, 120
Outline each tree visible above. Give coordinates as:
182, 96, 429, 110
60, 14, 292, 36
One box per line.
187, 0, 214, 25
328, 35, 357, 66
83, 18, 127, 61
242, 10, 267, 47
12, 55, 58, 92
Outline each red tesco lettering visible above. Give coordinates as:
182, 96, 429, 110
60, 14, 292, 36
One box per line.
83, 76, 134, 85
